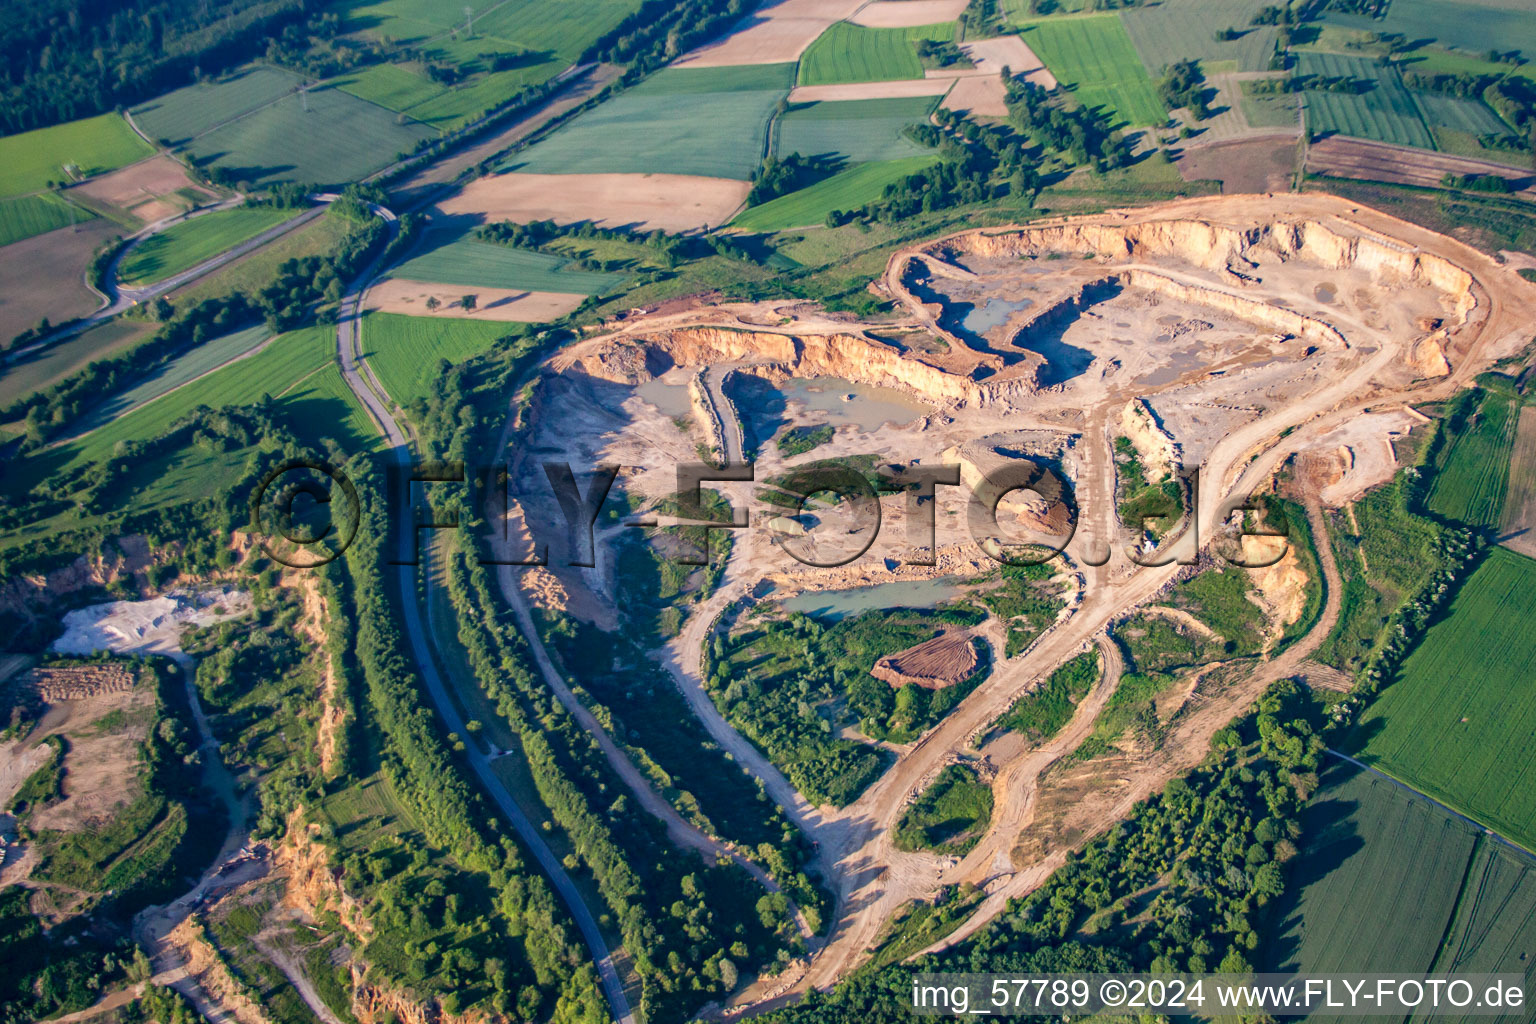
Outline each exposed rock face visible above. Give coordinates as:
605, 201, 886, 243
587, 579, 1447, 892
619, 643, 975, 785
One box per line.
275, 811, 372, 940
563, 326, 983, 405
1120, 268, 1348, 349
1412, 333, 1452, 377
555, 205, 1479, 413
1119, 398, 1180, 484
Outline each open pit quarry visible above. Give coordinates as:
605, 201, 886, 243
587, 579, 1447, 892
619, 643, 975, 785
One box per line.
492, 193, 1536, 1013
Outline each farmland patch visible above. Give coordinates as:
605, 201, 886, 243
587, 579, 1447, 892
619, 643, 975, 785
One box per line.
506, 64, 793, 180
798, 22, 958, 86
1015, 16, 1167, 128
0, 320, 155, 410
1351, 547, 1536, 853
68, 155, 217, 227
732, 155, 942, 231
1119, 0, 1282, 74
775, 95, 940, 166
0, 194, 94, 248
1265, 760, 1479, 985
1318, 0, 1536, 63
1498, 405, 1536, 561
179, 85, 436, 187
1426, 388, 1518, 528
435, 172, 751, 232
672, 0, 867, 68
1298, 52, 1434, 151
67, 324, 273, 439
131, 67, 306, 146
0, 219, 121, 342
365, 280, 585, 323
56, 325, 343, 472
852, 0, 969, 27
119, 207, 300, 286
1425, 839, 1536, 1024
388, 237, 623, 294
360, 312, 514, 405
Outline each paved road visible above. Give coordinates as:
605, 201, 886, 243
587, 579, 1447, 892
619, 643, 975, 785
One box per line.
333, 206, 635, 1024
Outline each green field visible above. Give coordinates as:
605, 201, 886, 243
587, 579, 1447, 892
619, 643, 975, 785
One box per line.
398, 62, 563, 129
168, 208, 359, 308
1265, 761, 1481, 998
334, 63, 446, 114
1350, 547, 1536, 853
1119, 0, 1282, 74
1427, 390, 1518, 527
180, 85, 436, 187
1413, 91, 1513, 138
69, 325, 273, 437
1422, 840, 1536, 1024
131, 67, 306, 145
390, 237, 624, 293
775, 96, 940, 166
892, 764, 993, 855
57, 325, 359, 471
798, 22, 957, 86
1320, 0, 1536, 63
0, 193, 94, 247
276, 361, 380, 452
507, 64, 794, 180
0, 320, 155, 409
1016, 16, 1168, 128
470, 0, 644, 62
360, 312, 513, 405
335, 55, 565, 131
0, 114, 156, 199
1299, 52, 1435, 150
733, 156, 942, 231
119, 207, 299, 286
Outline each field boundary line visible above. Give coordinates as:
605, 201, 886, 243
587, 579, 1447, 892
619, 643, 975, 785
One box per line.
1325, 749, 1536, 858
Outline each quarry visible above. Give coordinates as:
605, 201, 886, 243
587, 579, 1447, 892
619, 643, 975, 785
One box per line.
480, 191, 1536, 1009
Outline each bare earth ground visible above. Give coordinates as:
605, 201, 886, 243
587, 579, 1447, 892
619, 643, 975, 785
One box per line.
1176, 136, 1299, 194
671, 0, 867, 67
1499, 404, 1536, 559
960, 36, 1057, 91
788, 79, 954, 103
0, 219, 120, 339
851, 0, 969, 26
1308, 136, 1536, 200
366, 278, 586, 322
942, 75, 1008, 118
433, 172, 752, 232
28, 683, 155, 833
69, 155, 216, 226
494, 192, 1536, 1012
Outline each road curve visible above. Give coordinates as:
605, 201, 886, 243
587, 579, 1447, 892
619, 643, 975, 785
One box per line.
333, 205, 636, 1024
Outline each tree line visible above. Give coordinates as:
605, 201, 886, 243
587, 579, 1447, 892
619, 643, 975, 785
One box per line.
335, 460, 611, 1022
446, 534, 798, 1021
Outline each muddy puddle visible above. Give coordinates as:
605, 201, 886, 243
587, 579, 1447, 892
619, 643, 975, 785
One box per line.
728, 373, 927, 449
